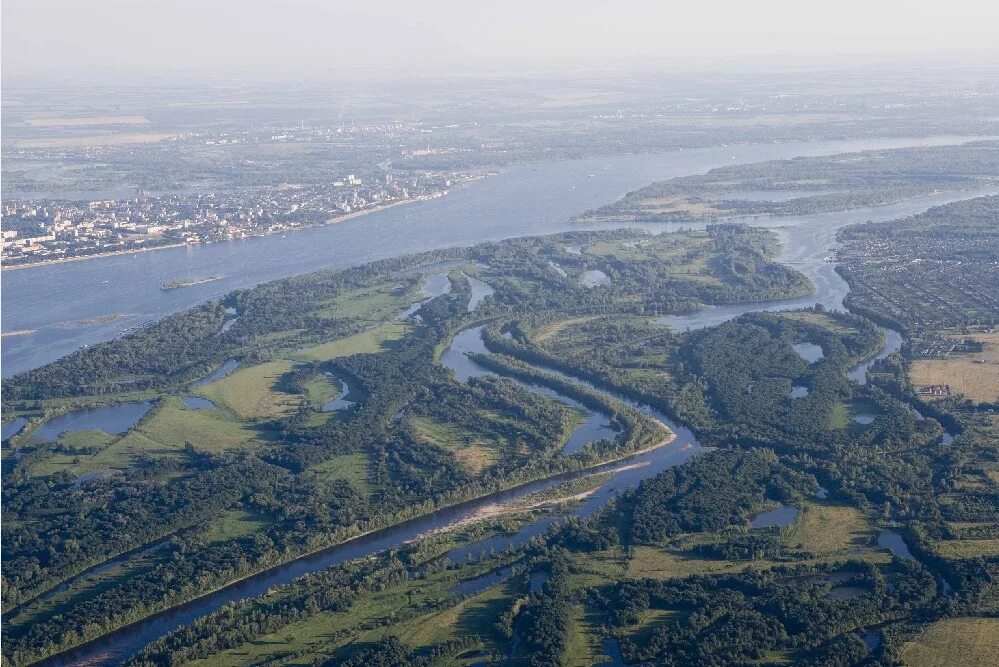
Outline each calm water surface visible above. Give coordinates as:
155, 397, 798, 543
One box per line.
30, 402, 153, 442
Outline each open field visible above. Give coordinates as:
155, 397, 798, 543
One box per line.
195, 361, 300, 419
25, 115, 151, 127
532, 316, 601, 343
782, 501, 876, 558
911, 332, 999, 404
779, 310, 859, 335
933, 538, 999, 559
200, 509, 273, 544
296, 322, 410, 362
410, 415, 500, 475
17, 133, 180, 148
901, 617, 999, 667
306, 453, 371, 496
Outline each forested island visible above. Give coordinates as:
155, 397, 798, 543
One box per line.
574, 141, 999, 224
2, 208, 997, 666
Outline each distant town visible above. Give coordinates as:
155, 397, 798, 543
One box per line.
1, 169, 486, 267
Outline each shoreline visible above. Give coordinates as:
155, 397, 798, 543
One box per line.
0, 193, 450, 273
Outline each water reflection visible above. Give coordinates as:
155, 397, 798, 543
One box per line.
793, 342, 824, 363
877, 530, 915, 560
750, 504, 800, 529
581, 270, 611, 288
193, 359, 239, 387
2, 416, 29, 442
181, 396, 216, 410
30, 402, 153, 442
464, 273, 495, 312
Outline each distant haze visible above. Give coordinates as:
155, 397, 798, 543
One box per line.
3, 0, 999, 79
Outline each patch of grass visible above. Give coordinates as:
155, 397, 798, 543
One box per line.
200, 509, 272, 544
306, 453, 371, 496
901, 617, 999, 667
137, 398, 263, 452
933, 539, 999, 559
627, 545, 762, 580
564, 604, 603, 667
566, 547, 628, 588
195, 361, 301, 420
316, 281, 417, 321
779, 311, 858, 335
532, 316, 602, 343
27, 430, 118, 477
623, 608, 680, 646
300, 376, 337, 408
782, 501, 876, 558
827, 401, 851, 430
297, 322, 410, 362
409, 415, 500, 475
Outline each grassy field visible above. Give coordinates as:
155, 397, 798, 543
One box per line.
195, 361, 301, 419
531, 316, 601, 343
17, 133, 180, 148
200, 509, 273, 544
27, 395, 268, 477
25, 115, 151, 127
27, 430, 117, 477
933, 539, 999, 559
901, 617, 999, 667
409, 415, 500, 475
306, 453, 372, 496
911, 333, 999, 404
827, 401, 852, 430
782, 501, 876, 558
626, 501, 884, 580
779, 311, 858, 335
563, 604, 606, 667
296, 322, 410, 362
187, 562, 516, 667
316, 283, 413, 321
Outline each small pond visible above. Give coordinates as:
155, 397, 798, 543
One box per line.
600, 638, 626, 667
853, 413, 876, 425
580, 270, 611, 288
30, 402, 154, 442
464, 273, 495, 312
791, 386, 809, 399
529, 569, 551, 593
181, 396, 217, 410
2, 417, 29, 442
793, 342, 825, 363
450, 565, 515, 597
750, 504, 800, 529
877, 530, 915, 560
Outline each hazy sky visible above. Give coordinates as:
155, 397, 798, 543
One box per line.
4, 0, 998, 77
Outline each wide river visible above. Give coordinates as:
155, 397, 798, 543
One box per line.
20, 136, 988, 666
1, 134, 986, 376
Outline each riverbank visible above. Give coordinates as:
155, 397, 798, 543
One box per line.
1, 193, 451, 272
